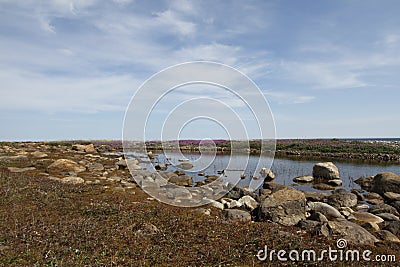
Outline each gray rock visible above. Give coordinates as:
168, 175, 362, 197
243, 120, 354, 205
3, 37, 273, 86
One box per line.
140, 177, 159, 189
364, 192, 385, 205
238, 195, 259, 211
313, 162, 340, 180
169, 175, 193, 187
371, 172, 400, 195
170, 187, 192, 200
383, 221, 400, 235
222, 209, 251, 223
259, 187, 306, 226
308, 202, 344, 220
221, 198, 242, 209
176, 162, 193, 170
260, 168, 275, 180
208, 199, 224, 210
375, 230, 400, 243
327, 191, 357, 208
293, 175, 314, 183
354, 176, 373, 191
227, 185, 257, 200
376, 213, 399, 221
390, 201, 400, 214
368, 203, 400, 217
328, 220, 379, 246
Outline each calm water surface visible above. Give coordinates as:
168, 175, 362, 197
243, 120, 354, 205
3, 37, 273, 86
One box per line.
132, 151, 399, 192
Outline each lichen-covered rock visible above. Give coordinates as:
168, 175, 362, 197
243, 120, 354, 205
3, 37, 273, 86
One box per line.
259, 187, 306, 226
371, 172, 400, 195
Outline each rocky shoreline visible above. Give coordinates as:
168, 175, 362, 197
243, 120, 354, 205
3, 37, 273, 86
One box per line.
1, 141, 400, 264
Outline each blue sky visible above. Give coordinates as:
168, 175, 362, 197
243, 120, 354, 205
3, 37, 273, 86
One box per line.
0, 0, 399, 140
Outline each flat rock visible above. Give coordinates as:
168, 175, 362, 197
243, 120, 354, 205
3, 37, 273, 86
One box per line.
384, 192, 400, 201
293, 175, 314, 183
31, 151, 48, 158
7, 167, 36, 173
47, 159, 86, 174
61, 176, 85, 184
328, 220, 379, 246
313, 183, 336, 191
176, 162, 193, 170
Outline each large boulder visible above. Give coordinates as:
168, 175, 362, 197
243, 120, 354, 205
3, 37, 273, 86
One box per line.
259, 187, 306, 226
371, 172, 400, 195
312, 162, 340, 180
47, 159, 86, 174
328, 220, 379, 246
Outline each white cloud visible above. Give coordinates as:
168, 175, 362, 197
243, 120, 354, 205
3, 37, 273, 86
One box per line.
155, 9, 196, 36
264, 91, 315, 104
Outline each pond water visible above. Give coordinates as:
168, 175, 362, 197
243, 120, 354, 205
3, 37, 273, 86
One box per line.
131, 151, 399, 192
